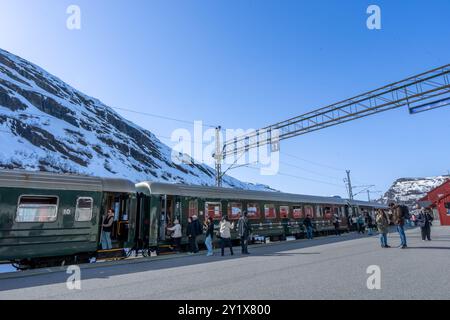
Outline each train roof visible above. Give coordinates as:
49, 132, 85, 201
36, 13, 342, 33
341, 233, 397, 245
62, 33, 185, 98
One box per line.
0, 169, 135, 193
136, 181, 388, 208
347, 199, 388, 209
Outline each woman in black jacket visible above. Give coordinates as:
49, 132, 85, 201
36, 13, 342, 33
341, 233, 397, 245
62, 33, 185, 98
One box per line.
204, 217, 215, 256
417, 209, 434, 241
186, 217, 197, 254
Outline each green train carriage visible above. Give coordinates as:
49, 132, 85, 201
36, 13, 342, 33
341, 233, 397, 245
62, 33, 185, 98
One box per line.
0, 170, 136, 267
135, 182, 374, 248
0, 170, 388, 266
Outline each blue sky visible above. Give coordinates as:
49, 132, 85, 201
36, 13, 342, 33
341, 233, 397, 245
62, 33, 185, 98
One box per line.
1, 0, 449, 199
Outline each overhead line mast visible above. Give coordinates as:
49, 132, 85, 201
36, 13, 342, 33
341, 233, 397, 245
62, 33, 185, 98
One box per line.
214, 64, 450, 187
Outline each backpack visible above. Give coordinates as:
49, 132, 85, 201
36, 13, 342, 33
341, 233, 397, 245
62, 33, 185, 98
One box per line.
399, 205, 411, 220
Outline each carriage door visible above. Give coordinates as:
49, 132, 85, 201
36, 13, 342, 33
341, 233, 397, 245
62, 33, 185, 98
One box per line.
159, 195, 175, 241
103, 193, 131, 247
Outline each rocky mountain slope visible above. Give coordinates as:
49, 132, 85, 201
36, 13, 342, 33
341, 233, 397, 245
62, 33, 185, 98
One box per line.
381, 175, 449, 206
0, 48, 271, 190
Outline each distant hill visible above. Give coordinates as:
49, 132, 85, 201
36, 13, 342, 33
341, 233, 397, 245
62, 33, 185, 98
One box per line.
381, 175, 449, 207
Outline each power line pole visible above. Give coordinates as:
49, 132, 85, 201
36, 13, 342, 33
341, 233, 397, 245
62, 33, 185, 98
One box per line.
367, 190, 371, 202
346, 170, 354, 200
214, 126, 222, 187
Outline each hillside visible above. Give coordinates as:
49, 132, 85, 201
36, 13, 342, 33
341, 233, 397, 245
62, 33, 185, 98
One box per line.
0, 48, 271, 190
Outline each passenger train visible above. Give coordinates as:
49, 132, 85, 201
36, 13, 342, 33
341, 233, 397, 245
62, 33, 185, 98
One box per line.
0, 169, 387, 268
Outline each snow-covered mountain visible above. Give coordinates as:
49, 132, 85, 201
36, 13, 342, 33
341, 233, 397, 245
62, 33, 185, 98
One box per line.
0, 48, 272, 190
381, 175, 449, 206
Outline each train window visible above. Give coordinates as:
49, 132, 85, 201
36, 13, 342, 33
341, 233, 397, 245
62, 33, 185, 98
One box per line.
280, 206, 289, 218
324, 206, 332, 219
293, 206, 303, 218
247, 203, 260, 219
16, 196, 58, 223
445, 202, 450, 215
228, 202, 242, 220
304, 205, 314, 218
189, 200, 198, 217
75, 197, 93, 222
205, 202, 222, 219
264, 204, 277, 219
314, 206, 322, 218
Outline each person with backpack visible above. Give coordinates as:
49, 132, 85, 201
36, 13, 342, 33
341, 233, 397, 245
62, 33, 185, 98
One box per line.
219, 216, 234, 256
303, 214, 314, 240
376, 209, 391, 248
237, 211, 252, 254
390, 203, 407, 249
417, 209, 434, 241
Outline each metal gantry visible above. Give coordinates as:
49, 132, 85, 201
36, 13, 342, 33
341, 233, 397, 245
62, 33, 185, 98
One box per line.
220, 64, 450, 160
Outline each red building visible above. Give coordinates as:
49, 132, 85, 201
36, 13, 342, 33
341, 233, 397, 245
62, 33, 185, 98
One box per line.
420, 179, 450, 226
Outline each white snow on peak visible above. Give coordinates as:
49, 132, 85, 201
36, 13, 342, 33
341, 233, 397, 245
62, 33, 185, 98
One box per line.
0, 48, 273, 191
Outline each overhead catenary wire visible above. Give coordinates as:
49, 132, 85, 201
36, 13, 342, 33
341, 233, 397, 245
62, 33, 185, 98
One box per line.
0, 109, 377, 192
280, 151, 345, 172
0, 111, 377, 189
241, 164, 347, 189
110, 106, 218, 128
281, 151, 377, 187
279, 160, 344, 181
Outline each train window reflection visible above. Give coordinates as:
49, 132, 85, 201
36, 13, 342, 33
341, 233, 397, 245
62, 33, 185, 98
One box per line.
228, 202, 242, 220
247, 203, 260, 219
264, 204, 277, 219
205, 202, 222, 219
280, 206, 289, 218
16, 196, 58, 223
75, 197, 93, 222
189, 200, 198, 217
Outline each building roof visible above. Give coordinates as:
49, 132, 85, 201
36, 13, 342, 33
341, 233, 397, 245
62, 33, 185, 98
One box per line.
420, 179, 450, 206
0, 169, 136, 193
136, 181, 388, 208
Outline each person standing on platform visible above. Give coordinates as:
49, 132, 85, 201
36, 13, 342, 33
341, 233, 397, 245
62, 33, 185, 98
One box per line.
417, 209, 434, 241
237, 211, 252, 254
357, 213, 365, 234
101, 209, 114, 250
303, 214, 314, 240
186, 217, 196, 254
333, 212, 341, 236
390, 203, 407, 249
366, 211, 374, 236
167, 219, 182, 253
219, 216, 234, 256
204, 217, 215, 256
192, 215, 202, 253
376, 209, 390, 248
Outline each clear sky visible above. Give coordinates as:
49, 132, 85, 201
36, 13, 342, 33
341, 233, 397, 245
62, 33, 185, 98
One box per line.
1, 0, 449, 199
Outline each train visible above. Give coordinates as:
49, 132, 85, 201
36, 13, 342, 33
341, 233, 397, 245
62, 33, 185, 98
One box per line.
0, 169, 387, 268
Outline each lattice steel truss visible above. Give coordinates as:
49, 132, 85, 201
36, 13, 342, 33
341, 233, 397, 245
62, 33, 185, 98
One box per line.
221, 64, 450, 159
